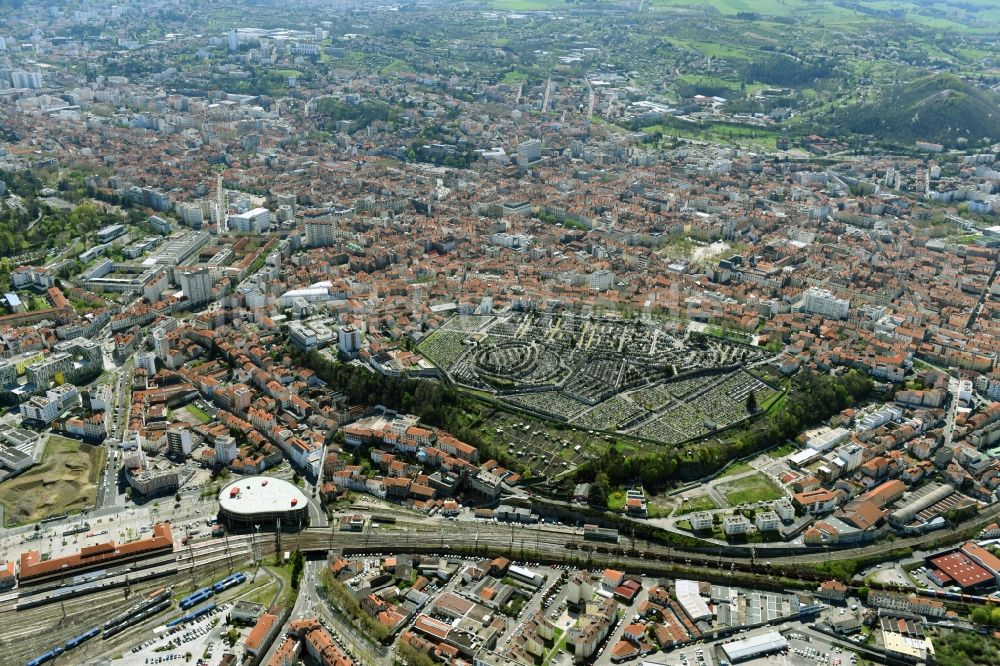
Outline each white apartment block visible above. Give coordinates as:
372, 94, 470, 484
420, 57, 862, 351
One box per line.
11, 266, 54, 290
178, 267, 213, 306
228, 207, 271, 234
723, 514, 751, 535
755, 510, 782, 532
690, 511, 714, 531
19, 384, 80, 424
773, 497, 795, 521
588, 269, 615, 292
305, 220, 337, 248
799, 287, 850, 319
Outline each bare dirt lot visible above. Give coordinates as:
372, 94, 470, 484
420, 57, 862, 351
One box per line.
0, 435, 104, 526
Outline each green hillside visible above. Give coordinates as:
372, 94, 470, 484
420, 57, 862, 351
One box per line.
828, 74, 1000, 147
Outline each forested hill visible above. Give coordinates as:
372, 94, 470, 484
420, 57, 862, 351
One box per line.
829, 74, 1000, 148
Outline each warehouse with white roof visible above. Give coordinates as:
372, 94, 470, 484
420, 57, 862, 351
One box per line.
721, 631, 788, 663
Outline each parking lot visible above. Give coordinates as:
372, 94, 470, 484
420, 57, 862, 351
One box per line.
780, 631, 857, 666
640, 643, 716, 666
117, 602, 231, 666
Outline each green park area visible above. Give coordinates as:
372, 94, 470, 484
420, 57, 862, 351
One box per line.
676, 495, 718, 515
0, 435, 104, 526
184, 403, 213, 424
717, 473, 783, 507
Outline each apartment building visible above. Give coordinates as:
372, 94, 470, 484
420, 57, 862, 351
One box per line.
690, 511, 714, 531
65, 413, 107, 441
19, 384, 79, 425
228, 207, 271, 234
755, 510, 782, 532
723, 514, 751, 535
178, 267, 214, 306
797, 287, 850, 320
305, 219, 337, 248
166, 427, 193, 457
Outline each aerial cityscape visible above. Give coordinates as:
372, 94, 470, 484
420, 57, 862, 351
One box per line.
0, 0, 999, 665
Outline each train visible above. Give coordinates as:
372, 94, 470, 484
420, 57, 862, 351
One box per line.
211, 572, 246, 593
583, 524, 620, 544
103, 588, 172, 630
99, 587, 173, 639
179, 587, 213, 610
166, 603, 216, 628
179, 572, 246, 610
25, 646, 64, 666
65, 626, 100, 649
916, 586, 998, 606
102, 598, 172, 639
62, 522, 91, 537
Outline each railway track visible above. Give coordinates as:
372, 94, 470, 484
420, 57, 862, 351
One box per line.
0, 576, 176, 665
291, 503, 1000, 566
279, 525, 885, 583
7, 504, 995, 664
6, 541, 256, 666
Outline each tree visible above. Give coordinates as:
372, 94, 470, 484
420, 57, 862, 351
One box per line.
290, 549, 304, 590
972, 606, 991, 625
746, 391, 758, 414
588, 483, 608, 510
53, 371, 65, 386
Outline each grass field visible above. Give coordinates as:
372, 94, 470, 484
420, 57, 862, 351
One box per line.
0, 435, 104, 526
184, 403, 212, 424
767, 442, 798, 459
489, 0, 571, 9
649, 0, 1000, 29
675, 495, 719, 515
717, 473, 783, 506
502, 70, 531, 84
641, 121, 780, 151
717, 461, 753, 479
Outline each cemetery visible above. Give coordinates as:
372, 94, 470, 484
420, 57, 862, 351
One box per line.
421, 312, 778, 446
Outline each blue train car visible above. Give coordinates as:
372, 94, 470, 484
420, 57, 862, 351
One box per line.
27, 646, 66, 665
167, 602, 217, 628
211, 572, 246, 593
179, 587, 215, 610
65, 626, 100, 650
